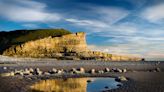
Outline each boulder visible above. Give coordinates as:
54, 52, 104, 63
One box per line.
105, 68, 110, 72
3, 67, 7, 70
90, 69, 95, 74
115, 76, 127, 82
155, 67, 161, 72
122, 69, 127, 73
98, 70, 104, 74
79, 67, 85, 73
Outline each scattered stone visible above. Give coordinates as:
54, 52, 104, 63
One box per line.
98, 70, 104, 74
105, 68, 110, 72
3, 67, 7, 70
122, 69, 127, 73
44, 72, 50, 75
115, 76, 127, 82
87, 79, 93, 83
90, 69, 96, 74
15, 71, 24, 76
29, 68, 34, 73
57, 69, 64, 74
34, 68, 42, 75
155, 68, 161, 72
79, 67, 85, 73
52, 68, 57, 73
112, 68, 122, 73
1, 71, 15, 77
104, 86, 109, 89
117, 84, 122, 87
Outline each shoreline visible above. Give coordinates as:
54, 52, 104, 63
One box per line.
0, 60, 164, 92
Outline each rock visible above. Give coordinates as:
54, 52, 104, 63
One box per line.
98, 70, 104, 74
44, 72, 50, 75
155, 68, 161, 72
34, 68, 42, 75
122, 69, 127, 73
1, 72, 15, 77
3, 67, 7, 70
79, 67, 85, 73
115, 76, 127, 82
104, 86, 109, 89
29, 68, 34, 73
87, 79, 93, 83
57, 70, 63, 74
112, 68, 122, 73
117, 84, 122, 87
15, 71, 24, 76
23, 69, 31, 75
51, 68, 57, 73
90, 69, 96, 74
105, 68, 110, 72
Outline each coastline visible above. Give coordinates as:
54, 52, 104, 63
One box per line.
0, 60, 164, 92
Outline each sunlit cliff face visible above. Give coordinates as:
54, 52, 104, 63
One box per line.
30, 78, 88, 92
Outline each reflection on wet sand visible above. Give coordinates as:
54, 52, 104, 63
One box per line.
30, 78, 88, 92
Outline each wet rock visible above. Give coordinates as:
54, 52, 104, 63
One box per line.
90, 69, 96, 74
117, 84, 122, 87
98, 70, 104, 74
29, 68, 34, 73
44, 72, 50, 75
3, 67, 7, 70
79, 67, 85, 73
112, 68, 122, 73
87, 79, 93, 83
155, 67, 161, 72
104, 86, 109, 89
115, 76, 127, 82
105, 68, 110, 72
1, 72, 15, 77
49, 68, 58, 74
23, 69, 32, 75
15, 71, 24, 76
122, 69, 127, 73
34, 68, 42, 75
57, 69, 64, 74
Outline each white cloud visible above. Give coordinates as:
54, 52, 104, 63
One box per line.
0, 0, 61, 22
65, 18, 108, 28
22, 24, 39, 28
93, 6, 130, 24
141, 3, 164, 23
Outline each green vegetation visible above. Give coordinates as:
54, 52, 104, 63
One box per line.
0, 29, 72, 52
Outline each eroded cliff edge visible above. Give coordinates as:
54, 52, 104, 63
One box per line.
2, 30, 142, 61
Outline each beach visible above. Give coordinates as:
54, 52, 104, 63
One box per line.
0, 59, 164, 92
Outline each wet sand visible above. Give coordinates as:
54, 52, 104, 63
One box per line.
0, 60, 164, 92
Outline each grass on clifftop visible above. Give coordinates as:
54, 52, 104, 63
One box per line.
0, 29, 72, 52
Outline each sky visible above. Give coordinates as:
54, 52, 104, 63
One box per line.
0, 0, 164, 60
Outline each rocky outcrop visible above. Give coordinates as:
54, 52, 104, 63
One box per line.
2, 32, 143, 61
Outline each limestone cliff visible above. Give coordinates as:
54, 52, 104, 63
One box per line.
2, 31, 142, 61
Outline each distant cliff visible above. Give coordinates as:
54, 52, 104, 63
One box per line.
1, 29, 143, 61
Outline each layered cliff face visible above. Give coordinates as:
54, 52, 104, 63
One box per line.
3, 32, 88, 57
2, 30, 142, 61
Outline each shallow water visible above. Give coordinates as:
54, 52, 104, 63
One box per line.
30, 77, 122, 92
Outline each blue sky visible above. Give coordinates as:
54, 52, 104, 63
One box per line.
0, 0, 164, 60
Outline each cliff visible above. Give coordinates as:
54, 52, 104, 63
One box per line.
1, 29, 143, 61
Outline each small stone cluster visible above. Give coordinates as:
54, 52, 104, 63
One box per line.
1, 67, 128, 77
